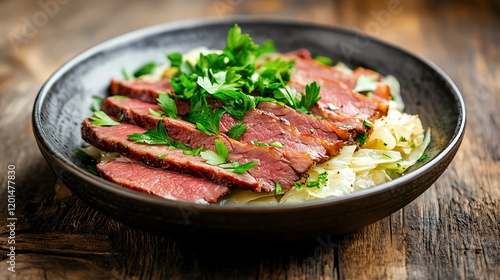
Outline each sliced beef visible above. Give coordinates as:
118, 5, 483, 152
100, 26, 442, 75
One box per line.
219, 109, 340, 161
110, 83, 342, 161
256, 102, 349, 145
99, 100, 314, 192
110, 78, 190, 115
262, 49, 392, 101
97, 159, 230, 203
288, 77, 387, 139
82, 119, 260, 190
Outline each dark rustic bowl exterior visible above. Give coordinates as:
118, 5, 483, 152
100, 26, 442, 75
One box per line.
32, 18, 466, 241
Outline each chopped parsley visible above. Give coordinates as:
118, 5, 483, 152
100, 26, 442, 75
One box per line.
167, 52, 183, 68
156, 154, 167, 159
90, 96, 103, 112
250, 141, 283, 148
399, 136, 407, 142
127, 121, 195, 154
133, 62, 157, 78
121, 68, 133, 80
314, 55, 333, 66
417, 154, 428, 163
200, 140, 257, 173
275, 181, 283, 194
226, 123, 248, 140
294, 182, 302, 189
90, 111, 120, 127
164, 24, 323, 134
157, 93, 178, 119
356, 133, 368, 145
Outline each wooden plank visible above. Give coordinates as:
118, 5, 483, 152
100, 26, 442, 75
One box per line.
0, 0, 499, 279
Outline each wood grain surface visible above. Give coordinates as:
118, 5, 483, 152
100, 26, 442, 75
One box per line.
0, 0, 499, 279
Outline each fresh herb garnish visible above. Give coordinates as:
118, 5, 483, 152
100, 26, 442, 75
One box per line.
270, 142, 283, 148
149, 108, 164, 117
167, 52, 183, 68
232, 161, 258, 173
226, 123, 248, 140
363, 119, 373, 128
382, 153, 392, 159
298, 81, 321, 113
157, 93, 178, 119
90, 111, 120, 127
314, 55, 333, 66
90, 96, 103, 112
356, 133, 368, 145
250, 140, 283, 148
118, 110, 125, 122
121, 68, 133, 80
417, 154, 428, 162
133, 62, 157, 78
354, 75, 378, 93
127, 121, 175, 145
87, 165, 99, 176
294, 182, 302, 189
157, 154, 167, 159
275, 181, 283, 195
200, 140, 257, 173
399, 136, 407, 142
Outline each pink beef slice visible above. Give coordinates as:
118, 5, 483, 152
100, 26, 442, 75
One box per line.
97, 158, 230, 204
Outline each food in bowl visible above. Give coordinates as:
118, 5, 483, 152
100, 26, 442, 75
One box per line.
78, 24, 430, 205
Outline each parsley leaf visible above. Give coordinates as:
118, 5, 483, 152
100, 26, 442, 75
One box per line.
133, 62, 157, 78
399, 136, 407, 142
200, 150, 225, 165
298, 81, 321, 112
121, 68, 133, 80
363, 119, 373, 128
127, 121, 175, 145
149, 108, 164, 117
183, 99, 225, 135
157, 93, 178, 119
226, 123, 248, 140
354, 75, 378, 92
314, 55, 333, 66
232, 161, 258, 173
356, 133, 368, 145
167, 52, 183, 68
90, 96, 103, 112
215, 140, 229, 162
275, 181, 283, 195
417, 154, 428, 162
200, 139, 257, 173
90, 111, 120, 127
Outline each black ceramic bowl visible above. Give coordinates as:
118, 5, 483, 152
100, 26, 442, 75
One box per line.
32, 17, 465, 241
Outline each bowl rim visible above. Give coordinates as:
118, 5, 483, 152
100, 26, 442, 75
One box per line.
32, 16, 466, 213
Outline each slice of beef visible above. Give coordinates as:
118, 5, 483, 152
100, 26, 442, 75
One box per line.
82, 119, 260, 190
99, 100, 314, 192
110, 83, 342, 161
97, 158, 230, 203
219, 108, 340, 161
255, 101, 350, 144
287, 77, 387, 138
110, 78, 191, 115
262, 49, 392, 101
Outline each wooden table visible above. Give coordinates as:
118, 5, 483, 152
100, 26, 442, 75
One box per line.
1, 0, 499, 279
